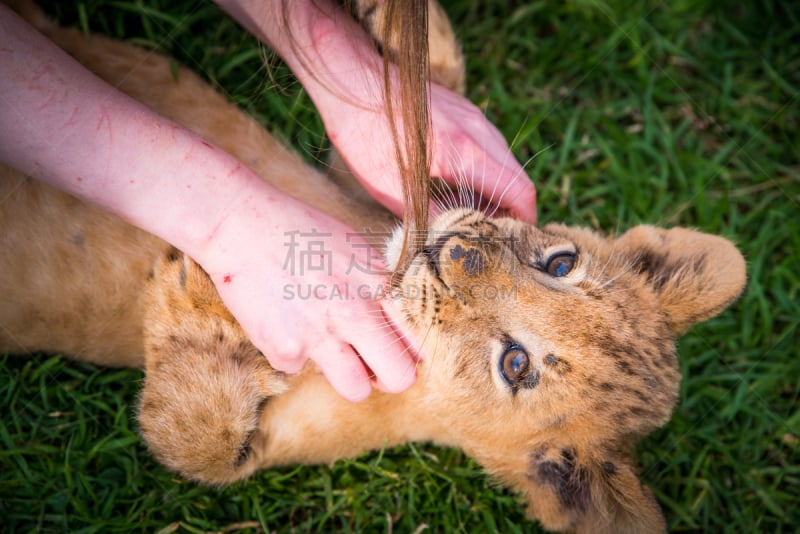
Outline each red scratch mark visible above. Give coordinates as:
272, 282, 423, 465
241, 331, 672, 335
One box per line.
223, 274, 232, 283
226, 162, 242, 178
35, 93, 56, 112
95, 105, 113, 145
62, 106, 80, 128
201, 141, 213, 149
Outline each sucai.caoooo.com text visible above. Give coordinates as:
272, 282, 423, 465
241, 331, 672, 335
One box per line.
282, 283, 517, 301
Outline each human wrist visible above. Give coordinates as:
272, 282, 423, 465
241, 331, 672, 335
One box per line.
183, 173, 285, 276
217, 0, 385, 116
0, 5, 254, 260
294, 10, 386, 117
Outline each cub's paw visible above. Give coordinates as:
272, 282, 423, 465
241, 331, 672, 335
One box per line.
138, 247, 287, 485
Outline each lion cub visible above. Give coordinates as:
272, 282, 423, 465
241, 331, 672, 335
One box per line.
0, 1, 745, 532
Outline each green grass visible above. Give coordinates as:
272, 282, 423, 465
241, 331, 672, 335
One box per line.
2, 0, 798, 531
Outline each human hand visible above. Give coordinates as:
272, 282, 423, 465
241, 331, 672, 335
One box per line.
324, 80, 538, 225
283, 7, 538, 225
194, 179, 417, 402
224, 0, 538, 225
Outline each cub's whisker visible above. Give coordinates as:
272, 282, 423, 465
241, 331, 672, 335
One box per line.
487, 178, 516, 219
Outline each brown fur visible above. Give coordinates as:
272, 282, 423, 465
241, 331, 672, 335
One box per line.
0, 2, 746, 532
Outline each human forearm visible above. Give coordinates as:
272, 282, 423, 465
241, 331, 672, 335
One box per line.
0, 4, 287, 258
215, 0, 384, 119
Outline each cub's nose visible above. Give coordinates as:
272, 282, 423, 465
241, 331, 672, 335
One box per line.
423, 232, 487, 280
447, 243, 487, 276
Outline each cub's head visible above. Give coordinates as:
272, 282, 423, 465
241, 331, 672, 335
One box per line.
386, 208, 746, 533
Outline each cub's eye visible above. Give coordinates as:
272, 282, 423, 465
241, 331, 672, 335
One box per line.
545, 252, 576, 277
500, 346, 529, 385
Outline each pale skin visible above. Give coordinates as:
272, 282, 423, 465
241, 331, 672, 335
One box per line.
0, 1, 537, 401
219, 0, 539, 219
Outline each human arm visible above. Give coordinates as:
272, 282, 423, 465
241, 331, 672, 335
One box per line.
215, 0, 538, 223
0, 4, 416, 400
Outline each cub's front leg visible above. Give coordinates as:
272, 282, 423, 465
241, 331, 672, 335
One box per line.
137, 248, 288, 485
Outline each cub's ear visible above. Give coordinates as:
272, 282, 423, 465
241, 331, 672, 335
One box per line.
522, 444, 666, 533
615, 225, 746, 335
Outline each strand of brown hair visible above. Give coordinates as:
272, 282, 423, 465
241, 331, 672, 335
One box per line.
280, 0, 433, 278
376, 0, 431, 280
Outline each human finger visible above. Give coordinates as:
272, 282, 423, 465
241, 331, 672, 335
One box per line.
318, 270, 418, 395
433, 147, 538, 225
264, 337, 309, 374
493, 174, 538, 225
311, 337, 373, 402
345, 302, 417, 394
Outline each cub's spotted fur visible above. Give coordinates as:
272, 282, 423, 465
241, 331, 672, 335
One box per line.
0, 1, 745, 532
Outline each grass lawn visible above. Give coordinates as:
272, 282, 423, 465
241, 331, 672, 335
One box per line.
2, 0, 798, 532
